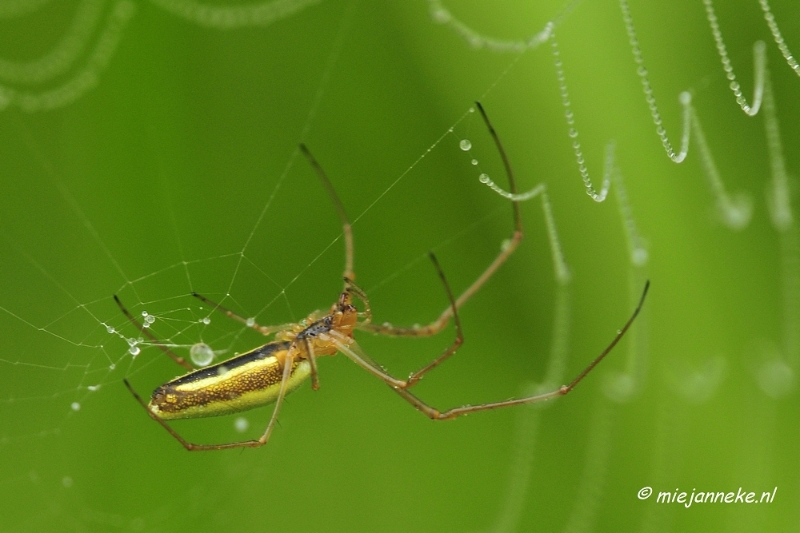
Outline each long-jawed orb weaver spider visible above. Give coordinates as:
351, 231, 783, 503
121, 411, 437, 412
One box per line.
119, 102, 649, 451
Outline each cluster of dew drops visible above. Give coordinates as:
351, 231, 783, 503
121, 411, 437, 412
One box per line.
455, 108, 492, 187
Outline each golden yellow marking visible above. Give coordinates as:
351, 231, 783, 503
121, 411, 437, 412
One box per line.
150, 355, 311, 420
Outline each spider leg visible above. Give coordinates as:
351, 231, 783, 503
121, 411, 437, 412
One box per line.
334, 252, 462, 387
344, 279, 372, 326
123, 350, 297, 451
403, 252, 462, 387
114, 295, 193, 371
338, 281, 649, 420
360, 101, 523, 339
191, 292, 295, 336
303, 338, 321, 391
299, 143, 354, 283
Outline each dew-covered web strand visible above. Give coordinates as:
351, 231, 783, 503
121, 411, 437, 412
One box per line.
427, 0, 579, 53
478, 0, 769, 226
550, 32, 611, 202
759, 0, 800, 77
702, 0, 764, 116
618, 0, 690, 164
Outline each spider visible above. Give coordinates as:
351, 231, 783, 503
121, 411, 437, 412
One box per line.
119, 102, 649, 451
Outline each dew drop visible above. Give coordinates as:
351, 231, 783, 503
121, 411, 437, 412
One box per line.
87, 385, 100, 392
70, 402, 80, 411
431, 6, 450, 23
217, 365, 229, 376
105, 325, 115, 334
129, 345, 140, 356
201, 317, 211, 325
479, 173, 491, 184
246, 317, 255, 327
109, 364, 116, 370
234, 417, 249, 433
459, 139, 472, 151
632, 248, 649, 267
190, 342, 214, 366
145, 315, 156, 325
471, 159, 478, 166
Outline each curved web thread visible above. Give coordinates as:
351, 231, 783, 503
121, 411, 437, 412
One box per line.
759, 0, 800, 77
147, 0, 322, 30
0, 0, 136, 113
426, 0, 578, 53
702, 0, 764, 116
550, 32, 611, 203
0, 0, 322, 113
0, 0, 105, 85
618, 0, 690, 164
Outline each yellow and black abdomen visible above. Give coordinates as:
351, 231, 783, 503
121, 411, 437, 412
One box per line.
148, 341, 311, 420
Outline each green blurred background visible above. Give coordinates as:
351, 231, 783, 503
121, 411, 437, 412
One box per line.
1, 0, 798, 531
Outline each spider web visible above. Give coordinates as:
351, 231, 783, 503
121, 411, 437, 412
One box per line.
1, 1, 799, 532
